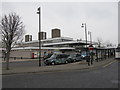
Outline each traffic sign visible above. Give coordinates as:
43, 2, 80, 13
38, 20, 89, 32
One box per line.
89, 44, 94, 50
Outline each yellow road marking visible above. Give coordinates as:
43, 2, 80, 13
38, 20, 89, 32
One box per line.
103, 60, 117, 68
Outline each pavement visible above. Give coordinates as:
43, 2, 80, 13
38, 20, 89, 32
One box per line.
2, 58, 117, 75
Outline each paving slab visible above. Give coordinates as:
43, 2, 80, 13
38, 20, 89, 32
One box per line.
2, 58, 117, 75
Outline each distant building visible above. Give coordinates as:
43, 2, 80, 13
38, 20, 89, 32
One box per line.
7, 29, 99, 59
10, 36, 97, 59
0, 29, 115, 60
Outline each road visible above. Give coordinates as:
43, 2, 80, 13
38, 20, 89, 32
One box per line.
2, 61, 119, 88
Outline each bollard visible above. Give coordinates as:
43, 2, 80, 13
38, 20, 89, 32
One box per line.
86, 56, 90, 66
90, 52, 94, 65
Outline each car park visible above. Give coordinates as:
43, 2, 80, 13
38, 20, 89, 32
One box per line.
44, 53, 69, 65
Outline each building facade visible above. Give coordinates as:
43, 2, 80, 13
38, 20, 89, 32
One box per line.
10, 36, 98, 59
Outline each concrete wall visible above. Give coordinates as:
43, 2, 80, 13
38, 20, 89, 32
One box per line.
10, 49, 75, 59
10, 49, 55, 59
19, 42, 38, 47
10, 50, 33, 59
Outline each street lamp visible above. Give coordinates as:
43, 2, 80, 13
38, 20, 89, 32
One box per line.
88, 31, 92, 44
81, 23, 90, 66
81, 23, 87, 50
37, 7, 41, 66
88, 31, 94, 65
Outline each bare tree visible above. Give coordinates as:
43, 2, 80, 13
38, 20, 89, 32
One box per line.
105, 40, 113, 47
117, 43, 120, 48
96, 37, 103, 47
0, 12, 25, 70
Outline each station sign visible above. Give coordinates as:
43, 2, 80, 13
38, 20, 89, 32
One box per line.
89, 44, 94, 50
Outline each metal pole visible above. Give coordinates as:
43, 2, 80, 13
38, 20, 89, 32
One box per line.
39, 7, 41, 66
85, 24, 87, 49
37, 7, 41, 67
82, 23, 90, 66
88, 31, 92, 44
84, 24, 90, 66
90, 32, 92, 44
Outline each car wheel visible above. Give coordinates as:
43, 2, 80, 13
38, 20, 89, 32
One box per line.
44, 62, 47, 65
65, 60, 68, 64
51, 61, 55, 65
74, 59, 76, 62
45, 63, 48, 65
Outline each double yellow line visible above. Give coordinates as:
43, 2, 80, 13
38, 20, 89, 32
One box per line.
103, 60, 117, 68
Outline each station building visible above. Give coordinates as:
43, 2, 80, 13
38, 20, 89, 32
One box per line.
9, 28, 98, 59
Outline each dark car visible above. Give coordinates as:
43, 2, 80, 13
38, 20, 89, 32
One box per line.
43, 53, 53, 60
44, 53, 69, 65
66, 53, 81, 62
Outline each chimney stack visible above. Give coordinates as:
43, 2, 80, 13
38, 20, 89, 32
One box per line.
52, 28, 61, 38
38, 32, 47, 40
25, 35, 32, 42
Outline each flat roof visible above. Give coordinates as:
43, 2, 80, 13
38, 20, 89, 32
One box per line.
43, 40, 97, 46
11, 47, 75, 50
22, 37, 73, 44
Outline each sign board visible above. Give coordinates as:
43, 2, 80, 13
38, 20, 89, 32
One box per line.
89, 44, 94, 50
34, 52, 38, 58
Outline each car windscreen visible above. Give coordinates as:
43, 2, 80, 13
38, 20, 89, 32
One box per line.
81, 52, 89, 55
49, 54, 57, 59
69, 54, 76, 57
47, 54, 53, 58
56, 54, 69, 58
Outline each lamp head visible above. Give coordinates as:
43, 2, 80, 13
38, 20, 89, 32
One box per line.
37, 12, 40, 14
81, 23, 85, 28
37, 7, 40, 11
81, 25, 84, 28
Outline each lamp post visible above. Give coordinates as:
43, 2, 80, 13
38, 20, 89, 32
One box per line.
81, 23, 90, 66
81, 23, 87, 51
37, 7, 41, 66
88, 31, 92, 44
88, 31, 94, 65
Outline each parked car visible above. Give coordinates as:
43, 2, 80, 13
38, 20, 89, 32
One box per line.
66, 53, 81, 62
43, 53, 53, 60
44, 53, 69, 65
81, 51, 90, 59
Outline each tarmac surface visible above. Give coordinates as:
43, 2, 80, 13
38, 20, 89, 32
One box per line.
2, 58, 117, 75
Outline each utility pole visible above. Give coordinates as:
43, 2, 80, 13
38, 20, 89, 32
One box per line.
81, 23, 90, 66
88, 31, 92, 44
37, 7, 41, 66
88, 31, 94, 65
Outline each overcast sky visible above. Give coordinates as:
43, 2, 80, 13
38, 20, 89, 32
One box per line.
1, 1, 118, 45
